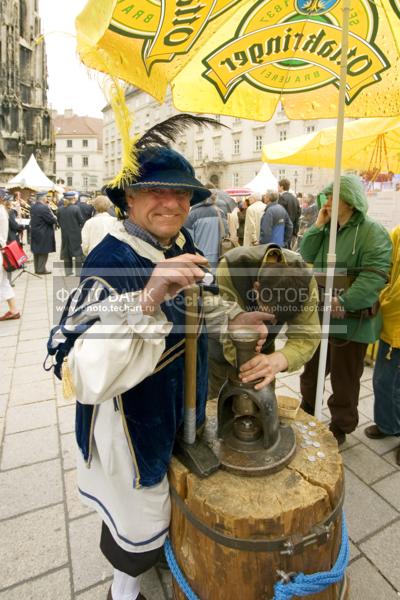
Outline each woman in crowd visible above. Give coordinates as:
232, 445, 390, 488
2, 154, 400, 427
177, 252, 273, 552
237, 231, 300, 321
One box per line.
0, 191, 20, 320
81, 195, 117, 256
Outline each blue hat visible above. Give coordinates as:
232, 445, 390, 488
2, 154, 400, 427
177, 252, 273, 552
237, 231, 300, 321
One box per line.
104, 147, 210, 212
63, 191, 77, 198
0, 188, 12, 201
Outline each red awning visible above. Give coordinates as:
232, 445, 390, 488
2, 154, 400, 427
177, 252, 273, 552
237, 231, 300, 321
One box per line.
224, 188, 252, 197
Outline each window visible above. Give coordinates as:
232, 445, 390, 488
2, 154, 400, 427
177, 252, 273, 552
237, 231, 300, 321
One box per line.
83, 176, 88, 189
255, 135, 263, 151
197, 144, 203, 161
67, 156, 72, 167
213, 138, 221, 158
232, 172, 239, 186
82, 139, 88, 147
279, 169, 286, 178
306, 168, 313, 185
66, 140, 72, 148
306, 125, 316, 134
82, 156, 89, 167
233, 138, 240, 155
279, 129, 287, 141
234, 117, 241, 124
67, 176, 73, 186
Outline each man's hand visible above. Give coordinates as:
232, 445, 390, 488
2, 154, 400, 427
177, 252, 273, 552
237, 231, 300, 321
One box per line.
139, 254, 208, 313
331, 296, 345, 319
239, 352, 289, 390
229, 311, 276, 353
315, 206, 331, 228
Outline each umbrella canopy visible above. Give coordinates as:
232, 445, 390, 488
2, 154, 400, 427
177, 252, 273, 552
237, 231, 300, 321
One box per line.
76, 0, 400, 120
245, 164, 278, 193
7, 154, 63, 193
75, 0, 400, 420
262, 117, 400, 172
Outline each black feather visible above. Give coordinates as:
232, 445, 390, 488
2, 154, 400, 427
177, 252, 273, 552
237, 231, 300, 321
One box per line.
136, 114, 227, 149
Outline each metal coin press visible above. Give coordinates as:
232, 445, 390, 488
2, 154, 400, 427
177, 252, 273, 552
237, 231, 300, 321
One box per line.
216, 328, 296, 476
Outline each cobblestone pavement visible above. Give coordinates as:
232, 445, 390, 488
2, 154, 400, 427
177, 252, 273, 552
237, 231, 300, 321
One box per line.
1, 253, 399, 599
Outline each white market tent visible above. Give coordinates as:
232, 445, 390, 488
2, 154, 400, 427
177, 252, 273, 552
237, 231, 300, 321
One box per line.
245, 163, 278, 194
6, 154, 63, 193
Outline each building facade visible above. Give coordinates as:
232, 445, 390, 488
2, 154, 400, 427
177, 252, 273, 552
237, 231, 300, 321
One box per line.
102, 87, 339, 194
0, 0, 55, 183
54, 110, 103, 193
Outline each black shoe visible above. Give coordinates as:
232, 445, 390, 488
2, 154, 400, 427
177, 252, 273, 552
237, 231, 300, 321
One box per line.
396, 446, 400, 466
329, 425, 346, 446
107, 587, 147, 600
364, 424, 389, 439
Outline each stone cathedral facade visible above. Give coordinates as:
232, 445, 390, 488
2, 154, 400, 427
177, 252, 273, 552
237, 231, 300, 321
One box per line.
0, 0, 55, 183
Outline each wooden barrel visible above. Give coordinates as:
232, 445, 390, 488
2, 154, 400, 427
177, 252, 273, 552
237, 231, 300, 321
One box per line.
169, 407, 347, 600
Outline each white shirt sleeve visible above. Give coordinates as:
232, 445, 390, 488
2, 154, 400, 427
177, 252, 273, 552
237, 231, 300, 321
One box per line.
69, 291, 172, 405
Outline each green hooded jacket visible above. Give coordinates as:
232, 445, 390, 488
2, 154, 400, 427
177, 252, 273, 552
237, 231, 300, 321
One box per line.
300, 176, 392, 343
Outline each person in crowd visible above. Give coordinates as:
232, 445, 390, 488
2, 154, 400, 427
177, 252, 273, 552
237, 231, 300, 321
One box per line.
364, 224, 400, 465
301, 194, 319, 228
81, 195, 117, 255
242, 192, 266, 246
208, 243, 320, 398
30, 192, 57, 275
184, 188, 228, 271
0, 190, 20, 320
260, 191, 293, 248
78, 195, 95, 223
5, 198, 24, 244
57, 192, 84, 276
300, 175, 392, 445
50, 133, 274, 600
236, 198, 249, 246
278, 178, 301, 244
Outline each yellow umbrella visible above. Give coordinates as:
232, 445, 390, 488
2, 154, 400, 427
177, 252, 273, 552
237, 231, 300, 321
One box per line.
75, 0, 400, 418
76, 0, 400, 121
263, 116, 400, 172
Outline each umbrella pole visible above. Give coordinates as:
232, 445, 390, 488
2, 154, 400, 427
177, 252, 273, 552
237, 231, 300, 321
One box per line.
314, 0, 351, 420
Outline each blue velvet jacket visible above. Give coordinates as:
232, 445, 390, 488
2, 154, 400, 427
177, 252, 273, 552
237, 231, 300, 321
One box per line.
75, 229, 209, 487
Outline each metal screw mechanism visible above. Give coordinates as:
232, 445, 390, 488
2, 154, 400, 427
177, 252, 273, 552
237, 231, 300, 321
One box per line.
233, 415, 262, 442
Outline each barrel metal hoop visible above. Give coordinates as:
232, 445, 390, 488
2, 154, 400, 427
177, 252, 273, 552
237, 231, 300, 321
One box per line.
170, 487, 344, 555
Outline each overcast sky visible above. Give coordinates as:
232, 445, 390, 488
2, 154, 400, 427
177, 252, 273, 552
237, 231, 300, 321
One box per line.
39, 0, 106, 118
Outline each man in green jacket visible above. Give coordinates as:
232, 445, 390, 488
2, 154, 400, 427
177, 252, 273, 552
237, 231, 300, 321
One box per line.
300, 175, 392, 445
208, 244, 321, 397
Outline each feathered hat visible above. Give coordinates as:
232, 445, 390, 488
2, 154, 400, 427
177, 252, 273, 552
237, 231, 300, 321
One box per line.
103, 113, 226, 213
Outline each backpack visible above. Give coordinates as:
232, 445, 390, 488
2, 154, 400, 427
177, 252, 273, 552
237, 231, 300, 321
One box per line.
1, 241, 28, 272
214, 206, 238, 257
45, 276, 114, 384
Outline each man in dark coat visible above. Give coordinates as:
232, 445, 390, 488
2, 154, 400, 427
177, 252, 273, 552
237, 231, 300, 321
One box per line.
77, 195, 95, 223
278, 178, 301, 243
30, 193, 57, 274
57, 195, 84, 276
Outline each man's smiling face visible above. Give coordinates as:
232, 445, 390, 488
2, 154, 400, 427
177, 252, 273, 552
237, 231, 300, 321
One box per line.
126, 188, 192, 245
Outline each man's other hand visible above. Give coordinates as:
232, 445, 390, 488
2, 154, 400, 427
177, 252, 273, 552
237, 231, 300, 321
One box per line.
239, 352, 289, 390
228, 311, 275, 352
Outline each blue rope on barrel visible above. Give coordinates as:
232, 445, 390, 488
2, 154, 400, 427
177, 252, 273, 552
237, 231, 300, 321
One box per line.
164, 511, 349, 600
273, 513, 349, 599
164, 537, 200, 600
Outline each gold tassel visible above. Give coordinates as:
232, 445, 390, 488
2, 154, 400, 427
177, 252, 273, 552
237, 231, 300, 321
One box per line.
62, 357, 76, 400
104, 78, 140, 190
385, 346, 393, 360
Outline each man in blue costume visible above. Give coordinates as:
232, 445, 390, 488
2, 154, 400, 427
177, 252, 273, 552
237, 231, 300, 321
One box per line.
62, 140, 276, 600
